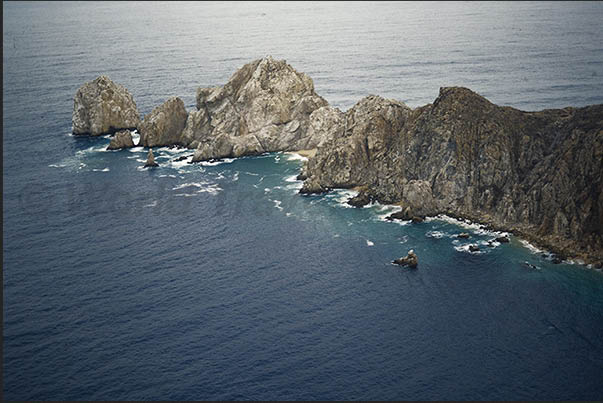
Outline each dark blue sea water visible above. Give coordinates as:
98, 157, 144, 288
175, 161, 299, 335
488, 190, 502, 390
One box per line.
3, 2, 603, 400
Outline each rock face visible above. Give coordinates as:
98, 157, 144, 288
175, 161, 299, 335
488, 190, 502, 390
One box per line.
144, 148, 159, 168
72, 75, 140, 136
138, 97, 188, 147
107, 130, 135, 150
185, 56, 330, 161
301, 87, 603, 264
393, 250, 418, 268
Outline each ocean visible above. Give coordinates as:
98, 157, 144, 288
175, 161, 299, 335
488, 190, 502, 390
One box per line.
3, 1, 603, 400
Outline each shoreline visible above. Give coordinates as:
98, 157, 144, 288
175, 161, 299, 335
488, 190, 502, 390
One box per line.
287, 148, 317, 159
283, 154, 600, 268
391, 206, 602, 269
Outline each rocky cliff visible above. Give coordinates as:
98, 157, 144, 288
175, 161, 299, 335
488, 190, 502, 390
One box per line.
300, 87, 603, 265
71, 62, 602, 265
138, 97, 188, 147
72, 75, 140, 136
185, 56, 331, 161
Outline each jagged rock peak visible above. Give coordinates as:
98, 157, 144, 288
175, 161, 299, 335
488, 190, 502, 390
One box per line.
72, 75, 140, 136
144, 148, 159, 168
186, 56, 330, 160
138, 97, 188, 147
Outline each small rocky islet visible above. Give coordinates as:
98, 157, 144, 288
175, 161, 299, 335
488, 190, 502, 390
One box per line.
71, 56, 603, 268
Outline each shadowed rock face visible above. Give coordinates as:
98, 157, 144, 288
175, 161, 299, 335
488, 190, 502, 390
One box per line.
72, 75, 140, 136
301, 87, 603, 264
138, 97, 188, 147
186, 56, 330, 161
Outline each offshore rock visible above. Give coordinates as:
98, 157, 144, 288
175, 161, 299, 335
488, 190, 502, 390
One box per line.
72, 75, 140, 136
138, 97, 188, 147
347, 189, 374, 207
189, 56, 329, 161
302, 87, 603, 265
144, 148, 159, 168
107, 130, 135, 150
393, 250, 418, 268
469, 244, 480, 252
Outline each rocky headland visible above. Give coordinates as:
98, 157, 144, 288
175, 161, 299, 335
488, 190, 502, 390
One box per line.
299, 88, 603, 266
71, 58, 603, 266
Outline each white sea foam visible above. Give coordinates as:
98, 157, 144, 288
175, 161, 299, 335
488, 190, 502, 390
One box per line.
159, 174, 177, 178
284, 175, 299, 182
130, 130, 140, 144
48, 163, 66, 168
196, 185, 222, 195
92, 167, 110, 172
144, 200, 158, 207
170, 157, 192, 168
76, 145, 109, 155
426, 230, 446, 239
519, 239, 544, 255
454, 243, 483, 254
285, 152, 308, 162
232, 172, 239, 181
128, 147, 145, 153
366, 239, 374, 246
332, 189, 359, 208
425, 214, 508, 237
199, 158, 235, 166
172, 182, 221, 195
272, 199, 283, 210
155, 146, 188, 154
264, 188, 271, 193
375, 204, 403, 222
399, 235, 408, 244
285, 182, 303, 191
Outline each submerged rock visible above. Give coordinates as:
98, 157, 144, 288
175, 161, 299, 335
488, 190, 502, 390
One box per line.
393, 250, 418, 268
72, 75, 140, 136
495, 236, 510, 243
107, 130, 135, 150
138, 97, 188, 147
469, 244, 480, 252
188, 56, 329, 161
458, 233, 471, 239
173, 154, 192, 162
144, 148, 159, 168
